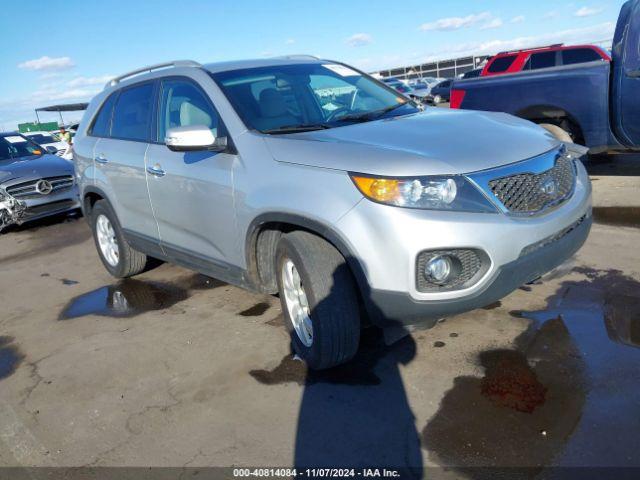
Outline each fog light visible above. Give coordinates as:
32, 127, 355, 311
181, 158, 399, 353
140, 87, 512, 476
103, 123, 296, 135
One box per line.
425, 255, 452, 285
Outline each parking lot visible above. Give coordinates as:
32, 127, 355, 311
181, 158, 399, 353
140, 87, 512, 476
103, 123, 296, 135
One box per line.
0, 153, 639, 476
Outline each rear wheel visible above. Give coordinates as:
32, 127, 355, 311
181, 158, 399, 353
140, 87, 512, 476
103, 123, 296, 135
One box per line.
91, 200, 147, 278
275, 231, 360, 370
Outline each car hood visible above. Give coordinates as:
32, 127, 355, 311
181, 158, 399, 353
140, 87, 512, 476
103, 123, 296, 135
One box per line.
0, 154, 74, 184
263, 109, 561, 176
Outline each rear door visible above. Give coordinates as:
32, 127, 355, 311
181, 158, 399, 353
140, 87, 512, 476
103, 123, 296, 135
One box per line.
145, 77, 237, 269
617, 0, 640, 145
93, 81, 160, 240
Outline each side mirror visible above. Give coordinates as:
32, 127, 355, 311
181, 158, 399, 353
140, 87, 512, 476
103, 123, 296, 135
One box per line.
45, 145, 59, 154
165, 125, 227, 152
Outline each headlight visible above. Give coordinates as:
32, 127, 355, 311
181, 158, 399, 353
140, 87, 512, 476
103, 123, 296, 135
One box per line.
350, 174, 497, 213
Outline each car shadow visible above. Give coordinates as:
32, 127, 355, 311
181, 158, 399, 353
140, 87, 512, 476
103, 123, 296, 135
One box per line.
250, 265, 423, 477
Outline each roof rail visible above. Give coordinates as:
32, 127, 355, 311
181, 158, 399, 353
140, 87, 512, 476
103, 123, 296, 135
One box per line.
106, 60, 202, 88
497, 43, 564, 55
274, 54, 320, 60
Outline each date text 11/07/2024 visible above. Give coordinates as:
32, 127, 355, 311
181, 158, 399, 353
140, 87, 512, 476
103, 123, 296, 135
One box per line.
233, 468, 401, 477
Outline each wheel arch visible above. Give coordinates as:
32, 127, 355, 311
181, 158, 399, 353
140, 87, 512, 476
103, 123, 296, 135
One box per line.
515, 104, 585, 144
82, 186, 111, 217
245, 213, 371, 305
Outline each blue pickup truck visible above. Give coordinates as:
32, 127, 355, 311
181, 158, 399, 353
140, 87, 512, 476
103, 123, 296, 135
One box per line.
451, 0, 639, 154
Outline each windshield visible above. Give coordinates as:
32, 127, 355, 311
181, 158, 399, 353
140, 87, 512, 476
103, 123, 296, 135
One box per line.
211, 63, 419, 133
0, 135, 44, 162
26, 133, 57, 144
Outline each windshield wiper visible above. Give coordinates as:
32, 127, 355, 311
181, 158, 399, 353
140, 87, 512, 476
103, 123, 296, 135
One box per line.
336, 102, 409, 123
262, 124, 333, 134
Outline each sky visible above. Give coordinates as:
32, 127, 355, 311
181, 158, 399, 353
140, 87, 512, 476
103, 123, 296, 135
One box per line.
0, 0, 627, 129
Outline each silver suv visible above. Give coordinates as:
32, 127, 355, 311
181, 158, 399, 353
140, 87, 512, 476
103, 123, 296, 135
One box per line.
74, 57, 592, 369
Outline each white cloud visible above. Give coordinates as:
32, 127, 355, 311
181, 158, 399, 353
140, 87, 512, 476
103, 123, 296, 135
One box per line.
67, 75, 114, 88
18, 56, 75, 71
510, 15, 525, 24
285, 38, 295, 45
575, 6, 604, 17
345, 33, 373, 47
419, 12, 492, 31
480, 18, 504, 30
0, 72, 114, 129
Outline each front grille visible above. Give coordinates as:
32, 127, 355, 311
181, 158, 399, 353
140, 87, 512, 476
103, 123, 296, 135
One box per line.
55, 149, 67, 157
416, 249, 488, 292
6, 176, 74, 199
488, 156, 576, 215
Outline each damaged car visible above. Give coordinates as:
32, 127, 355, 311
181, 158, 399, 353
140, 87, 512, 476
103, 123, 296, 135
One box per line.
0, 178, 26, 232
0, 132, 80, 228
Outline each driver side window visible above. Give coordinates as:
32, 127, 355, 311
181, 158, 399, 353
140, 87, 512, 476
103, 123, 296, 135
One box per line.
158, 79, 220, 142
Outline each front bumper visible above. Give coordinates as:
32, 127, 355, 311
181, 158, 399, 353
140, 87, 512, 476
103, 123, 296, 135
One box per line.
367, 213, 591, 326
21, 186, 81, 222
335, 159, 592, 326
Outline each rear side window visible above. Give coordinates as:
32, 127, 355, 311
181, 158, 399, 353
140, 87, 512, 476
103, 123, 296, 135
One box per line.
524, 51, 558, 70
487, 55, 517, 73
562, 48, 602, 65
90, 94, 117, 137
111, 83, 154, 141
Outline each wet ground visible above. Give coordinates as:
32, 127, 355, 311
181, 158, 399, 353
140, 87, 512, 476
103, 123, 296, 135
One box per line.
0, 156, 639, 477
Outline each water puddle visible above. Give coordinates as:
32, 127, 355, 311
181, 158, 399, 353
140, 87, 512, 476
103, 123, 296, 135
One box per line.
422, 267, 640, 474
593, 206, 640, 229
0, 336, 25, 381
59, 279, 189, 320
58, 273, 225, 320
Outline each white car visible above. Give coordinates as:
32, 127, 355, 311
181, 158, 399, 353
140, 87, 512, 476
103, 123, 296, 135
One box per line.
23, 131, 72, 160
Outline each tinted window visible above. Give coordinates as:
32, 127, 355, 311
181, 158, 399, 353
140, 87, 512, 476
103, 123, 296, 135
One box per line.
562, 48, 602, 65
111, 83, 154, 141
158, 79, 220, 142
487, 55, 517, 73
0, 135, 44, 162
524, 51, 557, 70
90, 93, 117, 137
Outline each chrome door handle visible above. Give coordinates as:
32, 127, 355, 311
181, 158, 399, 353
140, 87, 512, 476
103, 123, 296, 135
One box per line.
95, 154, 108, 164
147, 164, 166, 177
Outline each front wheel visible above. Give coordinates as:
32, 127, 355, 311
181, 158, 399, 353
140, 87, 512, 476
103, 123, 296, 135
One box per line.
275, 231, 360, 370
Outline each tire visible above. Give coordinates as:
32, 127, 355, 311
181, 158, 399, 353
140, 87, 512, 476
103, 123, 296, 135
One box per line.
91, 200, 147, 278
275, 231, 360, 370
539, 123, 573, 143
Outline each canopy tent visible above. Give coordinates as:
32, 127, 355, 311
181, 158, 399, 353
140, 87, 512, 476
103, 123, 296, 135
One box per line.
35, 103, 88, 125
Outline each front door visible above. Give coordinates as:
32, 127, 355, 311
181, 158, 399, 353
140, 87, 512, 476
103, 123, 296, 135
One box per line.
145, 77, 237, 271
